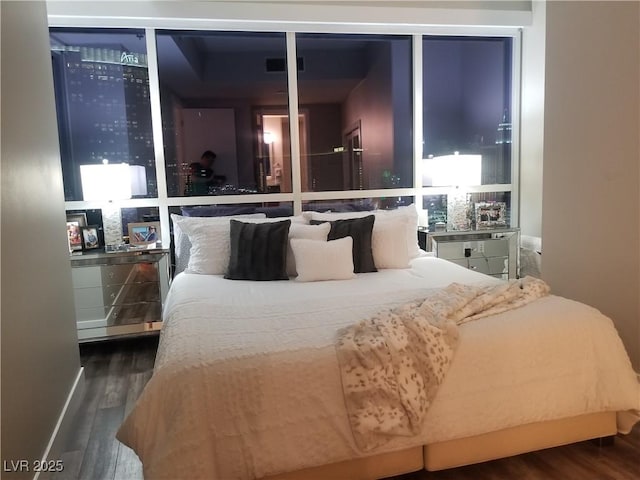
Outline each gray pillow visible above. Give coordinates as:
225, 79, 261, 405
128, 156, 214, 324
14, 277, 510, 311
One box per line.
225, 219, 291, 281
311, 215, 377, 273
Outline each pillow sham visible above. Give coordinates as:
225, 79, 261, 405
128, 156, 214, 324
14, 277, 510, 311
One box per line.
287, 222, 331, 276
377, 205, 420, 258
371, 216, 411, 269
225, 219, 292, 281
171, 213, 266, 275
311, 215, 376, 273
291, 237, 355, 282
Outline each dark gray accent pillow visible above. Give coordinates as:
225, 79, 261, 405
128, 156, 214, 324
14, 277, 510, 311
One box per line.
225, 219, 291, 281
311, 215, 377, 273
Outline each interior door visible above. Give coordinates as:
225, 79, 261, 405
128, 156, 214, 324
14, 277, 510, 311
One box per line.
345, 123, 363, 190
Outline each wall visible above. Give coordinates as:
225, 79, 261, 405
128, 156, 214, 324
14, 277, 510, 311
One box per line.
542, 0, 640, 368
519, 0, 546, 239
47, 1, 532, 30
343, 42, 394, 189
304, 103, 343, 191
1, 2, 82, 477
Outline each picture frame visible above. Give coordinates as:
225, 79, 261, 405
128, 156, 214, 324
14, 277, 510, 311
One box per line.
81, 225, 101, 250
128, 221, 160, 247
66, 213, 87, 251
475, 202, 507, 229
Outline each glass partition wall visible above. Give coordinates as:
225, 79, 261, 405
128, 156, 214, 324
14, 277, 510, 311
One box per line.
52, 26, 519, 250
421, 36, 514, 231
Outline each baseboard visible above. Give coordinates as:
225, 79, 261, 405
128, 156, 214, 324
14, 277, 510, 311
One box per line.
33, 367, 85, 480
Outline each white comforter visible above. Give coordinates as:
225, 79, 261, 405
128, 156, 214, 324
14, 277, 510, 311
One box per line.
117, 256, 640, 480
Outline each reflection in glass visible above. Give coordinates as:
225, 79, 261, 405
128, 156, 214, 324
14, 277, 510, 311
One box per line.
49, 28, 157, 201
168, 203, 294, 223
296, 33, 413, 192
156, 31, 291, 197
120, 207, 160, 238
422, 192, 511, 232
303, 196, 414, 213
423, 37, 512, 186
255, 110, 298, 194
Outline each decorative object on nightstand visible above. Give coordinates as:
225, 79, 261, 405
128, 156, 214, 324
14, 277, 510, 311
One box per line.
422, 153, 481, 231
128, 221, 161, 247
80, 161, 148, 248
80, 225, 101, 250
70, 249, 170, 342
475, 201, 507, 229
66, 212, 87, 252
427, 228, 520, 279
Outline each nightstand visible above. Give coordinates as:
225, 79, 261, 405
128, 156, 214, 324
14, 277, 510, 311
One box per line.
70, 249, 170, 342
427, 228, 520, 279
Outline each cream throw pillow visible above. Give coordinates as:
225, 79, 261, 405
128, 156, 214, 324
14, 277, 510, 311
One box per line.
291, 237, 355, 282
287, 223, 331, 276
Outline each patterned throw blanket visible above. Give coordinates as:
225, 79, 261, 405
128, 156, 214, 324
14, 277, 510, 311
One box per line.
335, 277, 550, 451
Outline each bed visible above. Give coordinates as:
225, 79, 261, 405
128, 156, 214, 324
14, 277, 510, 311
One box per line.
117, 208, 640, 479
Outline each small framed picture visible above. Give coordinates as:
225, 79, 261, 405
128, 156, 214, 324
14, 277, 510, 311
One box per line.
81, 225, 101, 250
66, 213, 87, 251
128, 221, 160, 247
475, 202, 507, 229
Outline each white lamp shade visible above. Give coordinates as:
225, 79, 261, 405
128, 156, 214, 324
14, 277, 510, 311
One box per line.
423, 154, 481, 187
130, 165, 148, 196
80, 164, 132, 201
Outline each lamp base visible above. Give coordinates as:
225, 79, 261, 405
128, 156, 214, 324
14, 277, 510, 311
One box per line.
102, 205, 123, 247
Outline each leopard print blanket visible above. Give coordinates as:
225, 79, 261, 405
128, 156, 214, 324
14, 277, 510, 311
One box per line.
335, 277, 550, 451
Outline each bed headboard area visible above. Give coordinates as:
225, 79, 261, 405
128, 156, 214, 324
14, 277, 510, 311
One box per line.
170, 204, 421, 279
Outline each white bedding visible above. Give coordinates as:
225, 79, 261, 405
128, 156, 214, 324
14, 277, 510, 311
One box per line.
117, 256, 640, 480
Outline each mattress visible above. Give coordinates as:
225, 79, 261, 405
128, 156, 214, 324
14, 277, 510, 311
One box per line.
117, 256, 640, 479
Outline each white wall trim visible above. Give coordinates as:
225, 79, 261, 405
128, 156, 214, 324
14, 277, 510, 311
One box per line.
33, 367, 85, 480
47, 1, 532, 32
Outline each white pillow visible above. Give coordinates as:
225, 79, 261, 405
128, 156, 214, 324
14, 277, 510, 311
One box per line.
372, 216, 410, 269
171, 213, 266, 275
291, 237, 355, 282
304, 204, 420, 259
376, 205, 420, 258
287, 223, 331, 276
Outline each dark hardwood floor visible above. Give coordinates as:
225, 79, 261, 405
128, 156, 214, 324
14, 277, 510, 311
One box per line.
49, 337, 639, 480
43, 336, 158, 480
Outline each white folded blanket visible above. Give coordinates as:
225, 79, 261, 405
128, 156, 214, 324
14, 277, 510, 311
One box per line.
336, 277, 551, 450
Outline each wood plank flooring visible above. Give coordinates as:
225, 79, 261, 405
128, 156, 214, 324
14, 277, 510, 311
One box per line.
43, 336, 158, 480
49, 337, 639, 479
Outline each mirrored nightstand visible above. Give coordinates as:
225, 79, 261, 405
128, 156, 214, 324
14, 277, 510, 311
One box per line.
70, 249, 170, 342
426, 228, 520, 279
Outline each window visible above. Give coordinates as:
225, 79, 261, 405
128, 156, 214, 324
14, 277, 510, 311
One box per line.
50, 29, 157, 201
422, 37, 513, 186
50, 24, 519, 249
421, 36, 514, 230
296, 33, 414, 192
156, 31, 291, 197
